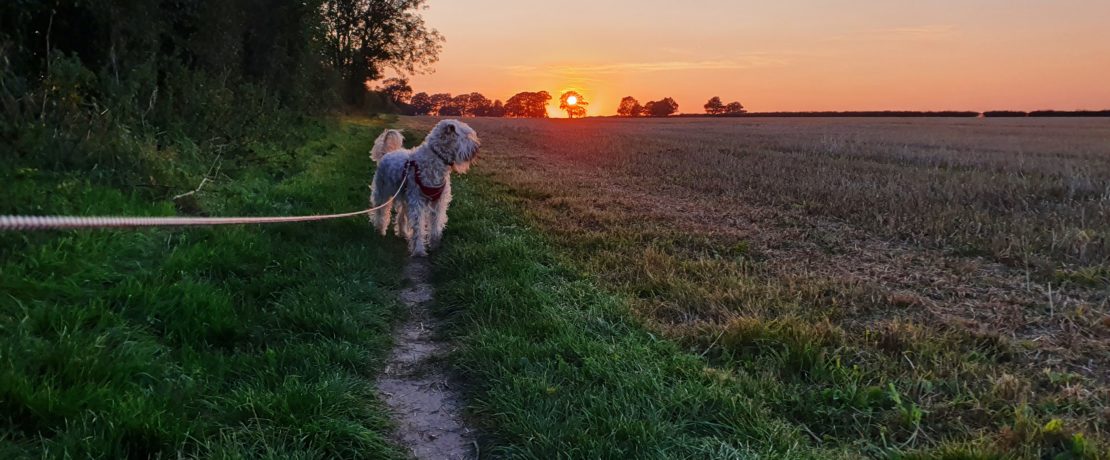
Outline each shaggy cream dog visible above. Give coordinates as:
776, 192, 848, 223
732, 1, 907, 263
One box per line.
370, 120, 480, 256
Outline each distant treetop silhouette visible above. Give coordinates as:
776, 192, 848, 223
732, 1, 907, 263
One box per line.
705, 96, 745, 115
643, 98, 679, 117
704, 97, 725, 115
505, 91, 552, 118
617, 96, 642, 117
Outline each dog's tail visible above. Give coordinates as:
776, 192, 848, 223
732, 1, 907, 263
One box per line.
370, 129, 404, 163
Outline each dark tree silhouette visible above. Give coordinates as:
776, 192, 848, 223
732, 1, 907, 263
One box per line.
465, 92, 493, 116
406, 90, 499, 116
450, 94, 474, 115
704, 96, 725, 115
320, 0, 443, 105
559, 91, 588, 118
378, 77, 413, 104
504, 91, 552, 118
983, 111, 1028, 117
724, 101, 745, 114
428, 93, 453, 115
643, 98, 679, 117
1, 0, 441, 111
438, 105, 463, 116
486, 100, 506, 117
617, 96, 641, 117
409, 92, 433, 115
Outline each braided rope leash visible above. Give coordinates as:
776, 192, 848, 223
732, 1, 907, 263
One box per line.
0, 177, 406, 231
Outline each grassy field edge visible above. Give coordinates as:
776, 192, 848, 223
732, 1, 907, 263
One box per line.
433, 177, 849, 458
1, 117, 408, 457
433, 172, 1107, 459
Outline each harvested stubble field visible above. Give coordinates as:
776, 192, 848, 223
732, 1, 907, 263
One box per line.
406, 116, 1110, 457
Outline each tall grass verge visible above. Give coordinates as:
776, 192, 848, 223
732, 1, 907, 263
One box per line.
0, 118, 407, 457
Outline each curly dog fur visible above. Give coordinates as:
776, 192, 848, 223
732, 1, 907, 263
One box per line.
369, 120, 480, 256
370, 129, 405, 163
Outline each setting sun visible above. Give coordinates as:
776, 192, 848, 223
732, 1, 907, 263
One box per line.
407, 1, 1110, 114
558, 91, 588, 118
7, 0, 1110, 458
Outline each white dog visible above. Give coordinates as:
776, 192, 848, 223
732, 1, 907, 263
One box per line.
370, 120, 480, 256
370, 129, 405, 163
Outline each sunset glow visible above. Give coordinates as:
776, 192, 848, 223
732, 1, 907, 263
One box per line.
566, 95, 578, 106
403, 0, 1110, 117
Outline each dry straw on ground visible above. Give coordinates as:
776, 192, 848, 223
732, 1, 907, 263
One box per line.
403, 115, 1110, 453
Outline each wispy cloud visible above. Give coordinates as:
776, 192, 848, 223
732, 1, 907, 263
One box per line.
502, 56, 786, 77
658, 46, 699, 57
827, 24, 960, 42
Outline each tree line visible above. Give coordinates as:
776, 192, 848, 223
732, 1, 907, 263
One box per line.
2, 0, 442, 179
375, 80, 1110, 120
374, 84, 724, 119
983, 110, 1110, 117
615, 97, 678, 117
375, 78, 552, 117
375, 80, 753, 118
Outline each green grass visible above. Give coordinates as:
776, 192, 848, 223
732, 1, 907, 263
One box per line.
5, 115, 1103, 458
434, 174, 1107, 459
434, 178, 851, 459
0, 118, 407, 458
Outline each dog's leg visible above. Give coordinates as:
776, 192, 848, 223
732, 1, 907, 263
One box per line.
392, 201, 408, 238
406, 197, 428, 257
428, 182, 452, 251
376, 204, 392, 237
370, 191, 391, 237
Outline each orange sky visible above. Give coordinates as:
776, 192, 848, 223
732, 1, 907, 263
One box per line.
398, 0, 1110, 117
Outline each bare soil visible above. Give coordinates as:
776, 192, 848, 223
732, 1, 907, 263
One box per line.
377, 258, 474, 459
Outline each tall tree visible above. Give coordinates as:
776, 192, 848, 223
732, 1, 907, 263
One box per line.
464, 92, 492, 116
438, 104, 463, 116
428, 93, 452, 115
504, 91, 552, 118
486, 100, 506, 117
704, 96, 725, 115
320, 0, 444, 105
450, 94, 474, 115
644, 97, 679, 117
377, 77, 413, 104
409, 92, 433, 115
559, 91, 588, 118
617, 96, 641, 117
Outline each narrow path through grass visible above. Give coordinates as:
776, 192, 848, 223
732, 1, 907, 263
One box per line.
377, 257, 475, 459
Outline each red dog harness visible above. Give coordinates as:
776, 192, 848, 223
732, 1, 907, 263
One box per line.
406, 161, 445, 201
